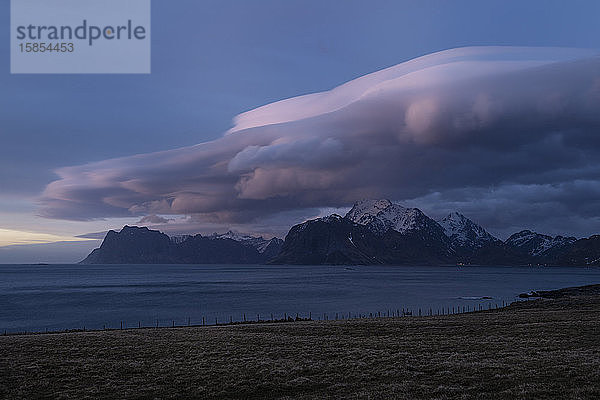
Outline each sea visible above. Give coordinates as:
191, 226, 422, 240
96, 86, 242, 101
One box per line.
1, 264, 599, 334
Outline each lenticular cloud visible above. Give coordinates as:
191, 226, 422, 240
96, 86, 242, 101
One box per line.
40, 47, 600, 233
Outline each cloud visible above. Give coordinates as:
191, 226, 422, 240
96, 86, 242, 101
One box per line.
404, 180, 600, 240
39, 47, 600, 237
76, 231, 109, 240
136, 214, 173, 225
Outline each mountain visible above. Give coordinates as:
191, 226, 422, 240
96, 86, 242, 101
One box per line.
81, 201, 599, 266
505, 230, 577, 261
270, 215, 379, 265
346, 199, 444, 236
553, 235, 600, 266
271, 200, 455, 265
438, 212, 499, 250
271, 199, 594, 266
209, 230, 283, 259
436, 212, 519, 264
80, 226, 282, 264
82, 226, 173, 264
169, 234, 267, 264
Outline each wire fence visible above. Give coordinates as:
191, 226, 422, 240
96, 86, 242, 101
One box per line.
2, 298, 532, 337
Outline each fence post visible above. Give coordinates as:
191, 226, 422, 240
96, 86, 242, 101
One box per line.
419, 308, 421, 316
244, 313, 246, 322
202, 317, 205, 326
120, 321, 123, 330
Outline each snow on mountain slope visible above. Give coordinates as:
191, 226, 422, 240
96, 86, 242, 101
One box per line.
209, 230, 282, 254
345, 200, 393, 225
345, 199, 439, 235
505, 230, 576, 257
438, 212, 498, 249
211, 230, 257, 242
170, 234, 192, 245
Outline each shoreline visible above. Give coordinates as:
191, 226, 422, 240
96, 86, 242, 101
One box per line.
6, 282, 598, 338
2, 284, 600, 399
2, 302, 514, 338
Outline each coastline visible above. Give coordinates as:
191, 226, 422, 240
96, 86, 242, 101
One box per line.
1, 284, 600, 399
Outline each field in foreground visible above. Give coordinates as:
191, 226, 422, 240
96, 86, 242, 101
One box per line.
1, 286, 600, 399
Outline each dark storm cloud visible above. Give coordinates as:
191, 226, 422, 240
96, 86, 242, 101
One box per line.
405, 180, 600, 239
39, 47, 600, 236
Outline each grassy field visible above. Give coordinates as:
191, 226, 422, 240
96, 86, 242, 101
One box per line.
1, 287, 600, 399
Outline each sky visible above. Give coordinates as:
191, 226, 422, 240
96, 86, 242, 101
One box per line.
2, 0, 600, 263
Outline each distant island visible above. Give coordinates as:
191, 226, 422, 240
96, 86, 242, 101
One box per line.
81, 228, 283, 264
81, 199, 600, 266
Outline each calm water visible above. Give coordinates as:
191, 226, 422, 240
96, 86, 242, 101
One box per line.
1, 264, 600, 333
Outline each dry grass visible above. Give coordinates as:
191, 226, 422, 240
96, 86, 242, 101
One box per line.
1, 296, 600, 399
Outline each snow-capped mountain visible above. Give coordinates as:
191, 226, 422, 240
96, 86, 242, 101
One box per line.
272, 200, 454, 265
209, 230, 284, 256
345, 199, 394, 226
505, 230, 577, 257
345, 199, 445, 236
438, 212, 499, 249
435, 212, 513, 264
81, 201, 596, 266
210, 230, 257, 241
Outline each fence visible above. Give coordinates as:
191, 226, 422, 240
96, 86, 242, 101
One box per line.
2, 299, 532, 337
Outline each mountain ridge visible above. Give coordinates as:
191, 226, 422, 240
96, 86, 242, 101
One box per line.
81, 200, 600, 266
80, 226, 283, 264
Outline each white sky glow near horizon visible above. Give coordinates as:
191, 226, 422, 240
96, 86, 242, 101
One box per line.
0, 228, 95, 247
